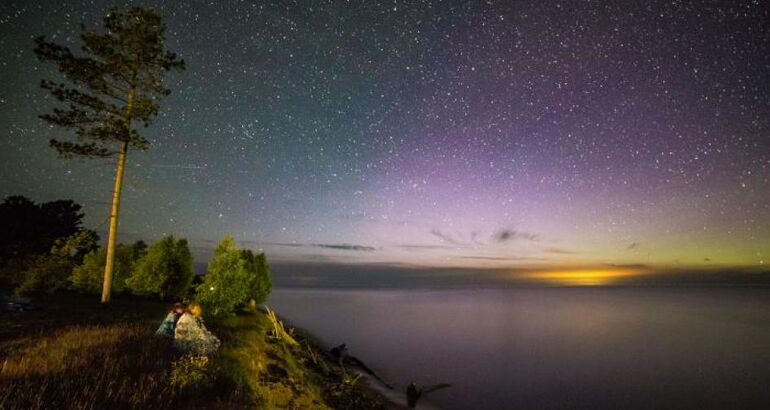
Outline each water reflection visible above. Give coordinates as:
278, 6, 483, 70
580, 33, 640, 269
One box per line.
269, 287, 770, 409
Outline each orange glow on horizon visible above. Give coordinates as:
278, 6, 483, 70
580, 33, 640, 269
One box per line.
524, 268, 640, 286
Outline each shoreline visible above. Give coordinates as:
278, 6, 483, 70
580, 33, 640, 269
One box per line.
274, 309, 407, 409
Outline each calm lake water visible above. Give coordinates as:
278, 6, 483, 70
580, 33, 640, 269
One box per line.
268, 287, 770, 409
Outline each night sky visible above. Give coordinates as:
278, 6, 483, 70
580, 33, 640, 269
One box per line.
1, 1, 768, 277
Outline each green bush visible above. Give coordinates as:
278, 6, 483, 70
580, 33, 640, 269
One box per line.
16, 253, 73, 295
196, 235, 271, 315
126, 236, 193, 300
70, 241, 147, 294
170, 354, 211, 390
241, 247, 272, 305
15, 230, 98, 295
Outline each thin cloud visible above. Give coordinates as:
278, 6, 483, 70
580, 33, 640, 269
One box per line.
430, 229, 463, 245
494, 229, 539, 243
543, 247, 577, 254
267, 242, 305, 248
458, 255, 549, 261
605, 263, 649, 269
268, 242, 376, 252
397, 244, 456, 250
314, 243, 376, 252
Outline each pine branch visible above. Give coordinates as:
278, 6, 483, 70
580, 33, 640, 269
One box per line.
35, 7, 184, 159
49, 140, 116, 158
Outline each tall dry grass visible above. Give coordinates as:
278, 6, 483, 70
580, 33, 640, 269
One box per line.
0, 323, 187, 409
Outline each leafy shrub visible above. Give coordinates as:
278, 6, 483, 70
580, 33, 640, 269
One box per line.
196, 235, 272, 315
15, 252, 73, 295
70, 241, 147, 294
170, 354, 211, 389
126, 236, 194, 300
249, 251, 272, 304
15, 230, 98, 295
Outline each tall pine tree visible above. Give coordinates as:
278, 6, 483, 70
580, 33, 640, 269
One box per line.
34, 7, 184, 302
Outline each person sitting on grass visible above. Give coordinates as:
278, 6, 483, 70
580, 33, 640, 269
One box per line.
155, 302, 185, 338
174, 303, 221, 355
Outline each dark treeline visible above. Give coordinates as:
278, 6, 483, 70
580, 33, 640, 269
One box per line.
0, 195, 90, 266
0, 195, 271, 315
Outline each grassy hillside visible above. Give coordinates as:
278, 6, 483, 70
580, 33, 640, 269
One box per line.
0, 292, 397, 409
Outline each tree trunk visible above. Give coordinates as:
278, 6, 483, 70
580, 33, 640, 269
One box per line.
101, 141, 129, 303
101, 87, 134, 304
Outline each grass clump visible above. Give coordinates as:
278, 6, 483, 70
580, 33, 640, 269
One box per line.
170, 354, 212, 390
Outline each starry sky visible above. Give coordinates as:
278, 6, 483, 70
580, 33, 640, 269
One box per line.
0, 0, 768, 278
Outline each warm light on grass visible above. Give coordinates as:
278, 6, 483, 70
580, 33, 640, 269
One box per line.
525, 268, 639, 286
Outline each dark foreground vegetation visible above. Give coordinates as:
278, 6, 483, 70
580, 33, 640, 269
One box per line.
0, 194, 394, 408
0, 195, 271, 318
0, 292, 397, 409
